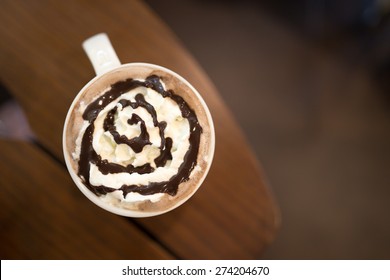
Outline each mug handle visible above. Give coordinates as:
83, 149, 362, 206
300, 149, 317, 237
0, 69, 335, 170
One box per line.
82, 33, 121, 76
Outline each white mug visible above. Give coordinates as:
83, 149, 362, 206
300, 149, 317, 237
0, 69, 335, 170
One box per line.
63, 33, 215, 217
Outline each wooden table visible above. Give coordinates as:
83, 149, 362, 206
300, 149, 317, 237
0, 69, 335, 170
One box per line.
0, 0, 279, 259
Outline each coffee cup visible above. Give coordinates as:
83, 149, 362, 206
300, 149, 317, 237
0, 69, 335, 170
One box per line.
63, 33, 215, 217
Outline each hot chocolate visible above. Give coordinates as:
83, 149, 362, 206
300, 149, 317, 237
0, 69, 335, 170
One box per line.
63, 63, 214, 217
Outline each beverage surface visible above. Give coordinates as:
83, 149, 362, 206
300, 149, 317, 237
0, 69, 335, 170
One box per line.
77, 75, 202, 200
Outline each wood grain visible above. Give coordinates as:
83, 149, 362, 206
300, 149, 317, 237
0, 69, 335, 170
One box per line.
0, 0, 279, 259
0, 140, 173, 259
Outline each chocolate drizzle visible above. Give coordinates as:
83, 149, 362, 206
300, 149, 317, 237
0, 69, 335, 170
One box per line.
104, 108, 151, 153
78, 75, 202, 197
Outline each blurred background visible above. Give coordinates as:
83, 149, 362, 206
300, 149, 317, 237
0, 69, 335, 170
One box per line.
145, 0, 390, 259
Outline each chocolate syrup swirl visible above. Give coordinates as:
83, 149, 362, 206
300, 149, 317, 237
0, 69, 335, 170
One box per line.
78, 75, 202, 197
104, 108, 151, 153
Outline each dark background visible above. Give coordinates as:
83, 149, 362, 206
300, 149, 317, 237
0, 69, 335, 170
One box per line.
146, 0, 390, 259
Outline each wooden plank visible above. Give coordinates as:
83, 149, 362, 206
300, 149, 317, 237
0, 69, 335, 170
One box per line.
0, 140, 173, 259
0, 0, 279, 258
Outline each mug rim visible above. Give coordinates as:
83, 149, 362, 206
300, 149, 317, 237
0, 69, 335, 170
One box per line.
62, 62, 215, 217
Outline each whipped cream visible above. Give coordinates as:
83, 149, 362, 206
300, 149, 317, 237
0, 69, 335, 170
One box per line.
73, 78, 192, 204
